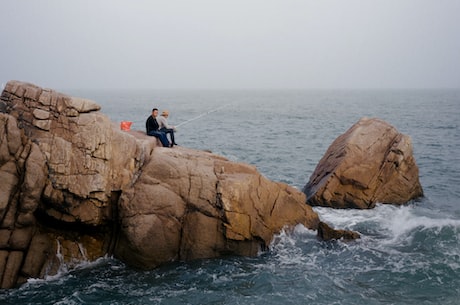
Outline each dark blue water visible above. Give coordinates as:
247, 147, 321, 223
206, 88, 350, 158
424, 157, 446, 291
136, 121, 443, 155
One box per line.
2, 89, 459, 304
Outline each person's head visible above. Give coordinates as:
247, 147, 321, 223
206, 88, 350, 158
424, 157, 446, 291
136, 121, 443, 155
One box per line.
151, 108, 159, 117
161, 110, 169, 117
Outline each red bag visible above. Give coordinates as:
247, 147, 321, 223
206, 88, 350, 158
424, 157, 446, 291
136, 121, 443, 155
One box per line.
120, 121, 132, 131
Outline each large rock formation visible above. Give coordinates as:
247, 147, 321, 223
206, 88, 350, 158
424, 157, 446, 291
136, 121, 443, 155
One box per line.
303, 117, 423, 209
0, 81, 319, 288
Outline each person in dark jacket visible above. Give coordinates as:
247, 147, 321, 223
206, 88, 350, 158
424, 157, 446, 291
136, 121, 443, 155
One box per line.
145, 108, 171, 147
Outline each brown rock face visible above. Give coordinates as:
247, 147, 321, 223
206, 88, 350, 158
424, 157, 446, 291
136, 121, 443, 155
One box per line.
115, 147, 320, 269
303, 117, 423, 209
0, 81, 320, 287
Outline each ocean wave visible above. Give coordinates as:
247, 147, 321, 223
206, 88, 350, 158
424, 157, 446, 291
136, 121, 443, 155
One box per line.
314, 203, 460, 235
25, 255, 114, 287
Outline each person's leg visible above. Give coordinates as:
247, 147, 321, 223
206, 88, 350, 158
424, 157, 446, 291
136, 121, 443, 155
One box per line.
159, 132, 171, 147
147, 130, 157, 137
161, 128, 176, 145
167, 129, 175, 145
148, 130, 171, 147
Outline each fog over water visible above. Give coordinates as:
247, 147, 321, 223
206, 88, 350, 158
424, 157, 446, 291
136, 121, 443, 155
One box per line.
1, 0, 459, 90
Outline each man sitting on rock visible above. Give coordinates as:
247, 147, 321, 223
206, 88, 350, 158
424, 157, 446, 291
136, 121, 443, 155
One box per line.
146, 108, 171, 147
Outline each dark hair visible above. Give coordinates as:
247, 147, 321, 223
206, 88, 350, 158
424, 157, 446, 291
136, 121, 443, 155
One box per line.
152, 108, 158, 112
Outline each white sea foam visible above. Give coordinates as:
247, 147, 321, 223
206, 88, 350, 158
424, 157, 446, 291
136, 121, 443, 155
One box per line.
314, 204, 460, 241
382, 205, 460, 241
26, 248, 113, 286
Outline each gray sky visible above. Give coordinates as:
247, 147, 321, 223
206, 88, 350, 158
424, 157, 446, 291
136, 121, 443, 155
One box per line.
1, 0, 459, 90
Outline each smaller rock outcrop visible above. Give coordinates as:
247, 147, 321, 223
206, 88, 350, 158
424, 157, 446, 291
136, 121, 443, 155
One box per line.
304, 117, 423, 209
317, 221, 360, 241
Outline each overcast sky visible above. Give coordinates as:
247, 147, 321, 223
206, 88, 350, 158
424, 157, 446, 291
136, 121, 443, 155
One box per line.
1, 0, 459, 90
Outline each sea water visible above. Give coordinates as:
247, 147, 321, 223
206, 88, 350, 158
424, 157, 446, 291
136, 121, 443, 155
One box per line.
1, 89, 459, 304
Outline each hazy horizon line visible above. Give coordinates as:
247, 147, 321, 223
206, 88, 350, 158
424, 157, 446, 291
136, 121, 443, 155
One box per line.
61, 86, 460, 92
2, 81, 460, 93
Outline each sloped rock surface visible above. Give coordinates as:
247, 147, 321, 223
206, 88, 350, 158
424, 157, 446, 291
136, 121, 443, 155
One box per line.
115, 146, 319, 268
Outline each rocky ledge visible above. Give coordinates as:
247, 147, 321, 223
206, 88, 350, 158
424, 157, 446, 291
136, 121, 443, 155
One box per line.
0, 81, 320, 288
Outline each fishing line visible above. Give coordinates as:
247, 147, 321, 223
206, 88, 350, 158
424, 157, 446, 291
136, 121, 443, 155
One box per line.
175, 103, 234, 128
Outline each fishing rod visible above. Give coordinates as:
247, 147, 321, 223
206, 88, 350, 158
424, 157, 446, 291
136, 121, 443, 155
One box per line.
175, 103, 233, 128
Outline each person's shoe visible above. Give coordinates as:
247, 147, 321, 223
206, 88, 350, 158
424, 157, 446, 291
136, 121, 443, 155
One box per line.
173, 143, 178, 146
